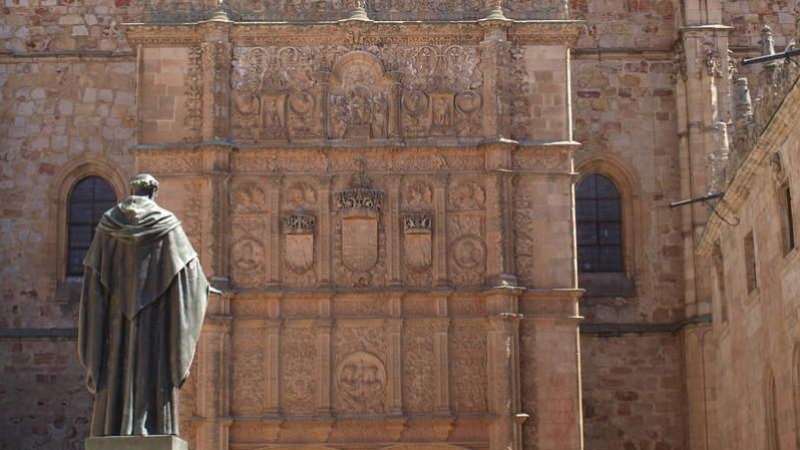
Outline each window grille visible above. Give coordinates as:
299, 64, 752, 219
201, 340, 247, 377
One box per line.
576, 174, 623, 273
67, 176, 117, 276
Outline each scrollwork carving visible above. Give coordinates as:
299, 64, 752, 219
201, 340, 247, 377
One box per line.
281, 326, 317, 414
403, 322, 435, 412
284, 214, 316, 234
335, 188, 386, 213
450, 320, 487, 412
184, 44, 203, 143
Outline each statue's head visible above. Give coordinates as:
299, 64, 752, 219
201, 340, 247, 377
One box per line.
131, 173, 160, 199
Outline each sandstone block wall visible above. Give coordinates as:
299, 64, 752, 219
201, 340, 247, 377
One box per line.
582, 335, 684, 450
706, 113, 800, 450
0, 339, 92, 450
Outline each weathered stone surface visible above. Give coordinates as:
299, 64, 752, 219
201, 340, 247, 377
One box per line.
3, 0, 800, 449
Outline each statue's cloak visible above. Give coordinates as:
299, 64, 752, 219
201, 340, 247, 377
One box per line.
78, 196, 209, 436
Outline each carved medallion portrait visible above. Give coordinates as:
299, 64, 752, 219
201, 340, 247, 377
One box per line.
336, 351, 387, 413
451, 236, 485, 271
285, 182, 317, 211
403, 181, 433, 210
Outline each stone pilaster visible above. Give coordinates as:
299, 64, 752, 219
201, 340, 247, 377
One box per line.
480, 25, 510, 138
316, 317, 333, 416
385, 318, 404, 415
487, 307, 523, 450
387, 175, 402, 286
202, 146, 231, 286
676, 3, 726, 448
681, 322, 717, 450
432, 316, 451, 414
264, 319, 281, 416
433, 174, 449, 287
317, 175, 333, 287
266, 175, 282, 287
485, 144, 517, 287
195, 314, 232, 450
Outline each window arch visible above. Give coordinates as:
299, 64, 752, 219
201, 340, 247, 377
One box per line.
66, 176, 117, 276
576, 174, 623, 273
47, 155, 127, 285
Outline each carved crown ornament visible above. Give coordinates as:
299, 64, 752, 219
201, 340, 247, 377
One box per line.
122, 19, 583, 47
335, 155, 386, 215
284, 214, 316, 234
403, 214, 433, 234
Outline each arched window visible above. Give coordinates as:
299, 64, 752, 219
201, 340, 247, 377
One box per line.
66, 176, 117, 276
576, 174, 623, 273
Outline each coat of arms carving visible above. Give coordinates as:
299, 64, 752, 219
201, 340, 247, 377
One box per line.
284, 214, 315, 274
336, 167, 385, 275
403, 214, 433, 272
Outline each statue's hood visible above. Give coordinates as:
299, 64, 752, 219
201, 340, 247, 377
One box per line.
97, 196, 182, 245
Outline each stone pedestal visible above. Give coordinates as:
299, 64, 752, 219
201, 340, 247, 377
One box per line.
85, 436, 188, 450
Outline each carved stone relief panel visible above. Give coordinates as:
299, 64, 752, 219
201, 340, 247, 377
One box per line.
231, 321, 267, 416
232, 182, 268, 214
447, 215, 485, 286
402, 321, 436, 413
281, 322, 318, 415
399, 45, 482, 138
284, 214, 317, 288
231, 217, 268, 288
328, 51, 395, 140
284, 181, 318, 212
402, 214, 433, 287
333, 322, 388, 414
450, 319, 487, 412
448, 296, 485, 317
231, 46, 323, 142
448, 179, 486, 211
229, 180, 269, 289
513, 176, 537, 286
282, 297, 320, 318
230, 44, 484, 143
402, 179, 433, 211
179, 179, 205, 254
333, 297, 386, 317
334, 173, 387, 288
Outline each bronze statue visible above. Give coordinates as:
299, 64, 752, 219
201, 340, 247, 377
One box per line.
78, 174, 217, 437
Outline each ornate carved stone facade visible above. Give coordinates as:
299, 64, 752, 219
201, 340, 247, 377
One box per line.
121, 6, 583, 450
15, 0, 800, 449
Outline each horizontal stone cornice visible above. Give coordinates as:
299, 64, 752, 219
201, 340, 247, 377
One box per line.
123, 19, 583, 46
